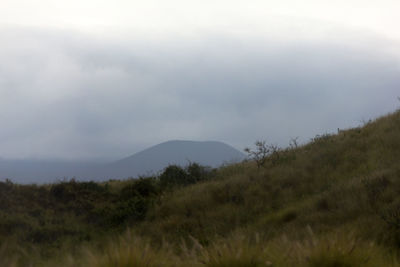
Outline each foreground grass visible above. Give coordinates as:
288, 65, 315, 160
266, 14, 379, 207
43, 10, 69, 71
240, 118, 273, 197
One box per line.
1, 109, 400, 266
40, 229, 400, 267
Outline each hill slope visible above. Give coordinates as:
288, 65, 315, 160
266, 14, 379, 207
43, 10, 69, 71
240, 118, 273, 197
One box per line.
141, 110, 400, 240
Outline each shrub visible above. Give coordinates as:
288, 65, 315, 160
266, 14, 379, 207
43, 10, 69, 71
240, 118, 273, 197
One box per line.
244, 141, 270, 169
159, 165, 188, 189
50, 182, 75, 201
244, 141, 282, 168
187, 162, 209, 183
120, 177, 159, 199
159, 163, 210, 189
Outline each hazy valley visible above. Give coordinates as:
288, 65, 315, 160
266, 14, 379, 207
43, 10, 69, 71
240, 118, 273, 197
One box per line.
0, 140, 245, 183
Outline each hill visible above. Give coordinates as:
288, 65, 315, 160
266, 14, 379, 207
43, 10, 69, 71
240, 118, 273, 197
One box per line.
106, 140, 245, 178
0, 109, 399, 266
0, 140, 245, 183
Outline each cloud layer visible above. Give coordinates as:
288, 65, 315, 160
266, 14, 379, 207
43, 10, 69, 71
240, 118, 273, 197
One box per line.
0, 27, 399, 160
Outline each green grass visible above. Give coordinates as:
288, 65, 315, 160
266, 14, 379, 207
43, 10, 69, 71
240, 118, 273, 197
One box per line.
1, 109, 400, 266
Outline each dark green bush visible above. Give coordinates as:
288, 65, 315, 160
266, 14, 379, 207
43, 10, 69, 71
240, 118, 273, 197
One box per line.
121, 177, 158, 199
96, 197, 150, 227
159, 163, 212, 189
187, 162, 209, 183
159, 165, 188, 188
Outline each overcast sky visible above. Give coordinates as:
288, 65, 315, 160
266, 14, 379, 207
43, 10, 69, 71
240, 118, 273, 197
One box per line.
0, 0, 399, 161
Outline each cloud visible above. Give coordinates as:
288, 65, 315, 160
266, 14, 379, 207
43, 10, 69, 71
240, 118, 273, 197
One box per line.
0, 26, 399, 160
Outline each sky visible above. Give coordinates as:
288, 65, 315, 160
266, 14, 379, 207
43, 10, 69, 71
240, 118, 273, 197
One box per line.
0, 0, 399, 161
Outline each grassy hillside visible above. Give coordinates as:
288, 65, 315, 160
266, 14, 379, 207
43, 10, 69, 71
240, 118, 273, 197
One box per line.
142, 109, 400, 243
1, 109, 400, 266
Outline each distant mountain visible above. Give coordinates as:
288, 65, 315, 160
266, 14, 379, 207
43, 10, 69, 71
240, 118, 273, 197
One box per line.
0, 159, 102, 184
0, 140, 245, 183
106, 140, 245, 178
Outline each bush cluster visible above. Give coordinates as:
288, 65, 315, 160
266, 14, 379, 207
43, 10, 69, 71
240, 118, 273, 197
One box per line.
0, 162, 213, 257
159, 162, 212, 189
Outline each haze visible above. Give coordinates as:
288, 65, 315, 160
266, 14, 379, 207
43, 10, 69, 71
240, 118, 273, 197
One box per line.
0, 0, 399, 161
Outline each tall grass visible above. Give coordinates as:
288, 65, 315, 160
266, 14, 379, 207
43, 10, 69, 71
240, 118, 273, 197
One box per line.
53, 229, 400, 267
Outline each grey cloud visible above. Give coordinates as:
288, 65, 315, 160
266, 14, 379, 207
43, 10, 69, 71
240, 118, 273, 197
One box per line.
0, 27, 399, 160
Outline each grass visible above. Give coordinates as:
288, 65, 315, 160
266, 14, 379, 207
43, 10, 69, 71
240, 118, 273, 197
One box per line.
0, 109, 400, 266
43, 229, 400, 267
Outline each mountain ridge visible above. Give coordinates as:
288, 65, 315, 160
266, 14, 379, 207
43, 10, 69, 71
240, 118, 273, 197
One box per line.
106, 140, 245, 178
0, 140, 245, 183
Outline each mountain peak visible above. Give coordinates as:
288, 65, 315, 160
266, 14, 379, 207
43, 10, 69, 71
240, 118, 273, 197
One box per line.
111, 140, 245, 177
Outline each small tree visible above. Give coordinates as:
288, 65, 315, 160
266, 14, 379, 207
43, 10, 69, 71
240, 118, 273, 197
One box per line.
244, 140, 269, 169
186, 162, 207, 183
289, 137, 299, 149
159, 165, 188, 189
268, 144, 281, 166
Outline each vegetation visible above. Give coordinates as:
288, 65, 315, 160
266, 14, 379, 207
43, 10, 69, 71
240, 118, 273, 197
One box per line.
0, 109, 400, 266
